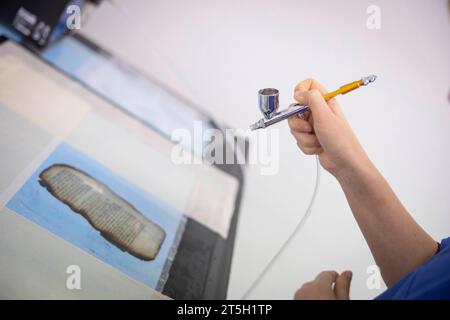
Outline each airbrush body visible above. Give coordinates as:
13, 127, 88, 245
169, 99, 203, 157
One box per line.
250, 75, 377, 130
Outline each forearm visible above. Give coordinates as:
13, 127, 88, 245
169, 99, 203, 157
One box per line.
288, 79, 438, 286
336, 157, 437, 287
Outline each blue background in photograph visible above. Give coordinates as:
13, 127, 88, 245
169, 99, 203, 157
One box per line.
6, 143, 184, 289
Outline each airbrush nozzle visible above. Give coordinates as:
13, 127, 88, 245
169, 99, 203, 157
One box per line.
250, 119, 265, 130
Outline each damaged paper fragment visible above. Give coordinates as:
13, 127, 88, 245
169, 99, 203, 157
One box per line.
39, 164, 166, 261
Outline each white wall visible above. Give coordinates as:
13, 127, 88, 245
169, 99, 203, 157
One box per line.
81, 0, 450, 299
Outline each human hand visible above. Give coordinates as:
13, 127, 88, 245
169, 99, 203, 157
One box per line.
288, 79, 370, 178
294, 270, 352, 300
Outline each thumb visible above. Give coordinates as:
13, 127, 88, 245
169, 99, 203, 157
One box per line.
334, 271, 352, 300
296, 89, 334, 124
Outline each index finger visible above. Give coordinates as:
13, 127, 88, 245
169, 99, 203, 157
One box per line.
294, 78, 343, 117
294, 78, 329, 95
314, 270, 339, 285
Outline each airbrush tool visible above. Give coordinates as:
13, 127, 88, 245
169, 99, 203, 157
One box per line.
250, 75, 377, 130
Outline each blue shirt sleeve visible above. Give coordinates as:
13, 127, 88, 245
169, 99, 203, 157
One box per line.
375, 237, 450, 300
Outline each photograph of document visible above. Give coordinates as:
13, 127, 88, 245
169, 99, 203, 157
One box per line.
39, 164, 166, 261
6, 143, 186, 290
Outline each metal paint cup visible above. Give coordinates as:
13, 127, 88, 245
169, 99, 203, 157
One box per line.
258, 88, 279, 119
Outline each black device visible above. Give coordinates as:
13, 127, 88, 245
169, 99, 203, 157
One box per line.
0, 0, 82, 47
